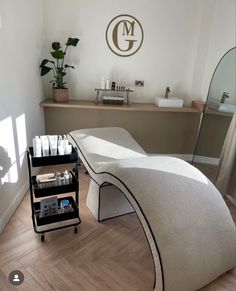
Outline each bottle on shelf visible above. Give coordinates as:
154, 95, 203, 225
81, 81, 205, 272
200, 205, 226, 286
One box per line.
106, 79, 110, 90
111, 82, 116, 90
64, 170, 70, 184
55, 172, 61, 184
101, 77, 105, 90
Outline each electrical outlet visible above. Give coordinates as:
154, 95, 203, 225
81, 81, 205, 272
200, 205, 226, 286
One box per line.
135, 80, 144, 87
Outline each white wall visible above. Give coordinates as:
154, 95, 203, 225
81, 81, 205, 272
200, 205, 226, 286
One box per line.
200, 0, 236, 101
0, 0, 45, 232
42, 0, 208, 105
41, 0, 235, 105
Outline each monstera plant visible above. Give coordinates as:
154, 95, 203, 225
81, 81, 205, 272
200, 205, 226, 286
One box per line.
40, 37, 79, 102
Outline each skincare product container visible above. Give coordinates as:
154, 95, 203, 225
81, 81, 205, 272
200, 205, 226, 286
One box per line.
101, 77, 105, 90
63, 135, 69, 152
48, 135, 58, 156
65, 144, 72, 154
58, 135, 64, 155
60, 199, 69, 208
111, 82, 116, 90
33, 136, 42, 157
64, 170, 70, 184
58, 145, 64, 155
106, 79, 110, 90
55, 172, 61, 184
64, 170, 70, 180
40, 136, 49, 156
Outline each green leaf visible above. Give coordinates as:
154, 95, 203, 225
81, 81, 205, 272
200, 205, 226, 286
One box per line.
65, 64, 75, 69
52, 42, 61, 50
39, 59, 49, 68
49, 61, 55, 65
51, 50, 64, 59
66, 37, 79, 47
40, 66, 52, 76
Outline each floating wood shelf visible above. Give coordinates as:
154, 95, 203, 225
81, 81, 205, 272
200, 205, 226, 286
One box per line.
40, 99, 201, 113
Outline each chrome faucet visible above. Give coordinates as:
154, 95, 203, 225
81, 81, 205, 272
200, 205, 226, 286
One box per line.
164, 87, 171, 98
220, 92, 230, 104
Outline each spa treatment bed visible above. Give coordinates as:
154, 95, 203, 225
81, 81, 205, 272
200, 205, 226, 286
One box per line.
68, 127, 235, 291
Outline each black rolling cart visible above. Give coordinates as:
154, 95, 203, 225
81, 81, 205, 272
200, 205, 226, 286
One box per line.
27, 146, 81, 241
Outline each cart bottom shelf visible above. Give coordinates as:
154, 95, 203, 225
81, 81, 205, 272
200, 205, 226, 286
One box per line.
33, 196, 79, 226
34, 217, 81, 233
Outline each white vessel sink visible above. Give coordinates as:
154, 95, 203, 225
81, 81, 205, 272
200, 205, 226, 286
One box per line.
154, 97, 183, 108
208, 103, 236, 114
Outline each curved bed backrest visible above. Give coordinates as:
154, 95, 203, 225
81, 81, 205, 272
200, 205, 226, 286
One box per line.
69, 127, 146, 173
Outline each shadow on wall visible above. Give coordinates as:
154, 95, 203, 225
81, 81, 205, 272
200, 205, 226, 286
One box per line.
0, 113, 30, 227
0, 146, 11, 186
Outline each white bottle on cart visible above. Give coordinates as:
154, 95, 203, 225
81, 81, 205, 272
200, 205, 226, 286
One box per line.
63, 135, 69, 151
58, 135, 64, 155
33, 136, 42, 157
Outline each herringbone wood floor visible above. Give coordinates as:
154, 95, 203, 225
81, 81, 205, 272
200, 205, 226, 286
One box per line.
0, 164, 235, 291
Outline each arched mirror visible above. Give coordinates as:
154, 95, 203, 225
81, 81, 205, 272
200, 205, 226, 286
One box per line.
193, 47, 236, 182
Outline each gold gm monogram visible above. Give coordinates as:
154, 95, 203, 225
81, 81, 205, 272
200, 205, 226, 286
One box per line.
106, 14, 144, 57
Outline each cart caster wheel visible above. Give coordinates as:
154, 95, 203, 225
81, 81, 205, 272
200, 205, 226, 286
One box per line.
74, 227, 78, 234
41, 234, 45, 242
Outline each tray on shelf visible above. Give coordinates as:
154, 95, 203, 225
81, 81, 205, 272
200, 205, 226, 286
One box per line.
32, 171, 78, 198
29, 146, 78, 167
33, 196, 79, 226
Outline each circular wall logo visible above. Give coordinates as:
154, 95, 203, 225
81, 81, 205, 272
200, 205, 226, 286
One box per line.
106, 14, 144, 57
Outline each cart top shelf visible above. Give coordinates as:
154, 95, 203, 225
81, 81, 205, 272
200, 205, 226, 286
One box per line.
28, 146, 78, 167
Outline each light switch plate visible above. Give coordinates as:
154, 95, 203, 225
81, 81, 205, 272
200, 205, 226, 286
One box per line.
135, 80, 144, 87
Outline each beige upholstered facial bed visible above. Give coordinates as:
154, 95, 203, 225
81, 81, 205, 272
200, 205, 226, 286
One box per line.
68, 127, 235, 291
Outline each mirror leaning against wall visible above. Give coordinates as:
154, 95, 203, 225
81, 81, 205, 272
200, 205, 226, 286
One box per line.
193, 47, 236, 204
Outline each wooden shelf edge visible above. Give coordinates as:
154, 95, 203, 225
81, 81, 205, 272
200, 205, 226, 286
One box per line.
40, 99, 201, 113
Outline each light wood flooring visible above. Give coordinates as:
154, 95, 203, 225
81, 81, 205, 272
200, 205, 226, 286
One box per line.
0, 164, 235, 291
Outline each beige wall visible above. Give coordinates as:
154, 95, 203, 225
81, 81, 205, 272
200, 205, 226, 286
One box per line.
44, 107, 201, 155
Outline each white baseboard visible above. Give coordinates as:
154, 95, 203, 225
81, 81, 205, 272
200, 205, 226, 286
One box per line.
148, 153, 193, 162
149, 154, 220, 165
193, 155, 220, 166
168, 154, 193, 161
0, 167, 41, 234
